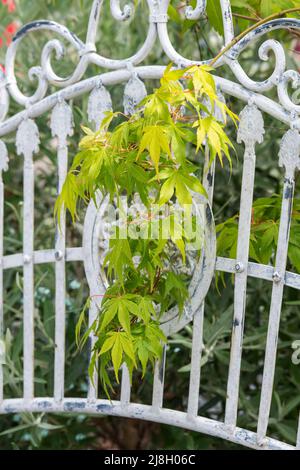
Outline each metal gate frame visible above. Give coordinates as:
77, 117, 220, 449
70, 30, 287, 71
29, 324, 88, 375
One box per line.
0, 0, 300, 450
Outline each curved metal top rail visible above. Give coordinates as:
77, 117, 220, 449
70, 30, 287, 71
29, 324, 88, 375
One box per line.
0, 0, 299, 128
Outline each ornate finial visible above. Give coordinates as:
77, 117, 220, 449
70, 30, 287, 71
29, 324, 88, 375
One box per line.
16, 118, 40, 160
88, 84, 113, 130
278, 129, 300, 179
123, 74, 147, 115
50, 99, 74, 147
237, 104, 265, 147
0, 140, 8, 174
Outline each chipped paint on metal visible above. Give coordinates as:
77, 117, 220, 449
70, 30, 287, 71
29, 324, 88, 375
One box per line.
257, 129, 300, 445
63, 401, 87, 412
225, 104, 264, 428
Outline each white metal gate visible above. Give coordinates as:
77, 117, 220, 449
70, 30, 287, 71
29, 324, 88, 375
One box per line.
0, 0, 300, 450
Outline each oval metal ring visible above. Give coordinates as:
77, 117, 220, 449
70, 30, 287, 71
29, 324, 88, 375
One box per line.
82, 191, 216, 336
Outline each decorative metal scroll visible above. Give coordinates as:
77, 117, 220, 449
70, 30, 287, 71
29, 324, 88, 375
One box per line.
0, 0, 299, 123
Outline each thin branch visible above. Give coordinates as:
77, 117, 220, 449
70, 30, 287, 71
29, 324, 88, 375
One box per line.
232, 13, 259, 23
211, 7, 300, 66
192, 24, 202, 60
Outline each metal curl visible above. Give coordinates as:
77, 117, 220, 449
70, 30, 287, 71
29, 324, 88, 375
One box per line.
86, 0, 134, 49
110, 0, 133, 21
3, 2, 156, 104
185, 0, 206, 21
84, 0, 156, 70
27, 66, 48, 102
226, 40, 286, 93
156, 0, 212, 67
229, 18, 300, 59
41, 39, 90, 88
223, 18, 300, 113
41, 39, 67, 84
1, 0, 300, 117
5, 20, 84, 106
156, 0, 233, 67
278, 70, 300, 114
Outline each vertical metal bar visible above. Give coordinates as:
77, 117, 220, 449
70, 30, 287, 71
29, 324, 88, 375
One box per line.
87, 87, 114, 400
257, 179, 293, 442
120, 364, 131, 407
257, 129, 300, 444
220, 0, 234, 45
152, 345, 166, 411
187, 93, 226, 417
225, 105, 264, 427
0, 141, 8, 403
83, 194, 104, 402
187, 145, 215, 417
53, 144, 67, 401
297, 413, 300, 449
86, 0, 104, 49
256, 130, 300, 443
87, 301, 98, 401
187, 305, 205, 416
23, 149, 35, 400
51, 100, 74, 402
16, 118, 40, 401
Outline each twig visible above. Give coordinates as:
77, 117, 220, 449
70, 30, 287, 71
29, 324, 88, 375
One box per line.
232, 13, 259, 23
211, 7, 300, 66
193, 24, 202, 60
150, 267, 162, 294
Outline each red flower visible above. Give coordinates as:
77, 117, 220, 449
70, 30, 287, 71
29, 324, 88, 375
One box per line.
1, 0, 16, 13
8, 2, 16, 12
5, 22, 18, 35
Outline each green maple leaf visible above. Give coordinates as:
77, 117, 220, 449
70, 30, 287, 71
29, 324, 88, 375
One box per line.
138, 125, 171, 173
104, 238, 133, 283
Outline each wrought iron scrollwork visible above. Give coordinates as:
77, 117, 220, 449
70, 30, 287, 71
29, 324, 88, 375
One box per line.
0, 0, 299, 122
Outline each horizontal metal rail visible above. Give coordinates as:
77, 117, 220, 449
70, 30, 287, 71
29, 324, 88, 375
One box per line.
0, 68, 299, 139
1, 251, 299, 290
0, 398, 294, 450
